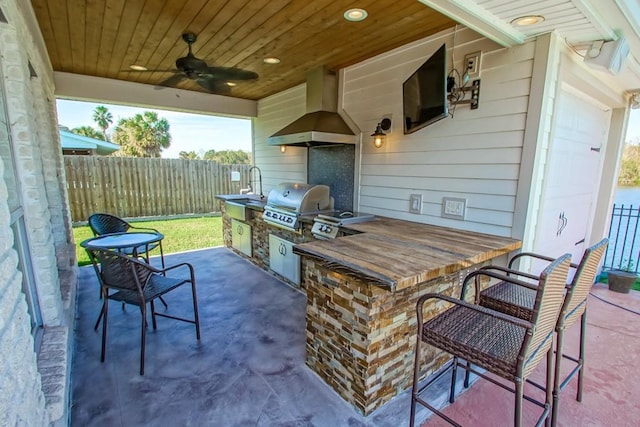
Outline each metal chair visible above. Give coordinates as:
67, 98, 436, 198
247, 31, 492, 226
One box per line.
409, 254, 572, 427
476, 238, 608, 426
86, 246, 201, 375
88, 213, 164, 263
88, 212, 168, 310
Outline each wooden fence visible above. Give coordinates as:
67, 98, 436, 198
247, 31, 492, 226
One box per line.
64, 156, 252, 222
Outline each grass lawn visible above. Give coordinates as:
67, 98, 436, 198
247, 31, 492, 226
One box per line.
73, 216, 224, 266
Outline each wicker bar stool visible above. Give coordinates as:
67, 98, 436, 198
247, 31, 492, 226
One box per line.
410, 254, 571, 427
475, 238, 608, 426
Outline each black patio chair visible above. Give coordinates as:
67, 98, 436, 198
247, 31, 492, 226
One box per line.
86, 246, 201, 375
475, 238, 608, 426
409, 253, 572, 427
88, 213, 164, 263
88, 212, 168, 310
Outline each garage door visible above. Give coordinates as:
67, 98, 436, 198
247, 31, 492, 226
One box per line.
532, 85, 611, 272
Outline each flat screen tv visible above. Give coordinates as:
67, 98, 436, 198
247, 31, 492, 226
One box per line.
403, 44, 448, 134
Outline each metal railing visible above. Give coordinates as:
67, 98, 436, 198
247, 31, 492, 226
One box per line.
604, 204, 640, 273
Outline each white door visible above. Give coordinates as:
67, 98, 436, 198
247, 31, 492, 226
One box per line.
532, 85, 611, 271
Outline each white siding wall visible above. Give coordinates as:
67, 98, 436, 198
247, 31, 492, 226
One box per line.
253, 84, 308, 194
253, 27, 539, 237
343, 28, 535, 237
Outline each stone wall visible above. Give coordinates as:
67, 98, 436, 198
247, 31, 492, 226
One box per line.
0, 1, 76, 425
221, 206, 314, 290
302, 258, 488, 415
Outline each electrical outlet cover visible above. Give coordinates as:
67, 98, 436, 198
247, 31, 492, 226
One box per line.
463, 51, 482, 79
442, 197, 466, 220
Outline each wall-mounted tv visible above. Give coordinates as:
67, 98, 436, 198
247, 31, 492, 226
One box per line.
403, 44, 448, 134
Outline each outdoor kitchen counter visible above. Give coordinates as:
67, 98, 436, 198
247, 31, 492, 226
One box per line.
292, 216, 521, 291
294, 216, 521, 415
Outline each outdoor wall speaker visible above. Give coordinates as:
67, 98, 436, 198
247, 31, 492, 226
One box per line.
584, 36, 630, 75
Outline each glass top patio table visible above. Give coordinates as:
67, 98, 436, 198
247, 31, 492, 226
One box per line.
80, 231, 164, 252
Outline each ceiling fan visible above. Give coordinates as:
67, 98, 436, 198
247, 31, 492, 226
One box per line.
136, 32, 258, 94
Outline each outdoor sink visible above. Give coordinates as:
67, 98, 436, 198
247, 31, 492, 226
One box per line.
220, 194, 264, 202
222, 194, 266, 220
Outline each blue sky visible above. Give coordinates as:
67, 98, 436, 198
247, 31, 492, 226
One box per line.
55, 99, 252, 158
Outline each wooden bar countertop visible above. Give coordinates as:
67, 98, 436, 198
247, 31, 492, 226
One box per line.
293, 217, 522, 291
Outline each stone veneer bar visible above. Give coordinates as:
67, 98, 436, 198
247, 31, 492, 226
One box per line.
302, 258, 488, 415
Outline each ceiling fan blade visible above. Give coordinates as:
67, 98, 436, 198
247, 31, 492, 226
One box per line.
196, 77, 231, 95
155, 73, 186, 89
130, 33, 257, 95
123, 69, 176, 73
204, 66, 258, 81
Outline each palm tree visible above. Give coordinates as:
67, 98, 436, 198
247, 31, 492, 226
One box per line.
71, 126, 105, 141
179, 151, 200, 160
112, 111, 171, 157
92, 106, 113, 141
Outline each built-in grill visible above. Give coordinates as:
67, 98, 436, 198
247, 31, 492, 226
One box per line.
312, 211, 375, 239
263, 182, 333, 231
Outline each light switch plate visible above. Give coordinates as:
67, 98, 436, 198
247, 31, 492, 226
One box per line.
409, 194, 422, 214
442, 197, 466, 220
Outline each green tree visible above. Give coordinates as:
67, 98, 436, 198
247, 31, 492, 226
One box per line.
92, 105, 113, 141
203, 149, 250, 164
71, 125, 105, 141
618, 141, 640, 186
112, 111, 171, 158
179, 151, 200, 160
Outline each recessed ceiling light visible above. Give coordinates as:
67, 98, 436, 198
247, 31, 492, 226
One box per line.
263, 57, 281, 64
511, 15, 545, 26
226, 82, 237, 87
344, 8, 368, 22
129, 64, 148, 71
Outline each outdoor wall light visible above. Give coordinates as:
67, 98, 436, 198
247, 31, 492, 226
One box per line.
280, 145, 286, 153
371, 118, 391, 148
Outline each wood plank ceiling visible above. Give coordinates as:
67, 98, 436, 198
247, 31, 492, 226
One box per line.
30, 0, 456, 101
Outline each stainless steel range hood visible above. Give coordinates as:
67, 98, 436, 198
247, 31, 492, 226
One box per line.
267, 67, 357, 147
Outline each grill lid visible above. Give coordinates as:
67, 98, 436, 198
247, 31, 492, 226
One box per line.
266, 182, 332, 213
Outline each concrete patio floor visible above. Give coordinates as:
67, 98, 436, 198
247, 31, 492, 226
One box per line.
71, 247, 640, 426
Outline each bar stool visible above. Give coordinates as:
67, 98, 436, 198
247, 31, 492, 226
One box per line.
476, 238, 608, 426
410, 254, 572, 427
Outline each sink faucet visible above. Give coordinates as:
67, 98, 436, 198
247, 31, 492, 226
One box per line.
248, 166, 264, 199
